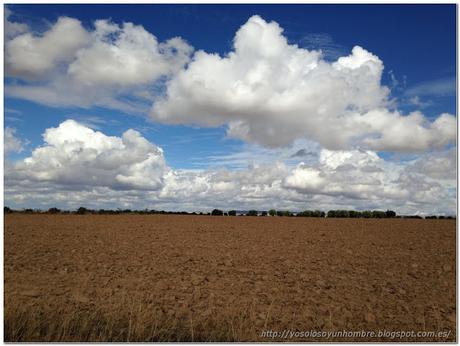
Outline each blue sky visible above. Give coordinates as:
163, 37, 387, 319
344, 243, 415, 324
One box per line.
4, 4, 457, 214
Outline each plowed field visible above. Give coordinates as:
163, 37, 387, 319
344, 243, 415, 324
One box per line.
4, 214, 456, 341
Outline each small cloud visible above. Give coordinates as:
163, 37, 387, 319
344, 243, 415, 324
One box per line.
408, 96, 433, 109
5, 108, 22, 114
405, 77, 455, 97
4, 127, 25, 154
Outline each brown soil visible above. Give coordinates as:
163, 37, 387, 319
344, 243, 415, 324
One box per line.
4, 214, 456, 341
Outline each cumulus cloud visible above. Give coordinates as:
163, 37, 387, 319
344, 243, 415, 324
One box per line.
4, 127, 25, 154
5, 16, 193, 111
5, 17, 90, 79
4, 120, 456, 215
283, 149, 401, 199
67, 20, 192, 87
5, 14, 455, 152
151, 15, 455, 152
404, 147, 456, 181
7, 120, 168, 190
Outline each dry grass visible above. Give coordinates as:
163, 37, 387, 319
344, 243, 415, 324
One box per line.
5, 294, 264, 342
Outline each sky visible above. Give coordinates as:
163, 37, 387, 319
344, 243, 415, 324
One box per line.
4, 4, 457, 215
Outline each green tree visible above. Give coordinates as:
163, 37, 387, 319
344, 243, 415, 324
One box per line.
362, 210, 372, 218
385, 210, 396, 218
228, 210, 237, 216
372, 210, 386, 218
211, 209, 223, 216
247, 210, 258, 216
76, 207, 88, 215
327, 210, 336, 218
268, 209, 277, 216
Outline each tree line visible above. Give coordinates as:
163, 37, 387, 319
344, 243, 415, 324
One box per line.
4, 206, 455, 219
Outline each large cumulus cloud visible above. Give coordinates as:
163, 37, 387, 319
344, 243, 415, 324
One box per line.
151, 15, 455, 151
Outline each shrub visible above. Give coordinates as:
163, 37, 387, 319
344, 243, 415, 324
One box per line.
261, 211, 268, 216
247, 210, 258, 216
277, 210, 291, 217
48, 207, 61, 214
228, 210, 237, 216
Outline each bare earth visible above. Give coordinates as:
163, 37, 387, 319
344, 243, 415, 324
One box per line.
4, 214, 456, 341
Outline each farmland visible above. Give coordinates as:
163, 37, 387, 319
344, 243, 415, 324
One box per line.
4, 214, 456, 341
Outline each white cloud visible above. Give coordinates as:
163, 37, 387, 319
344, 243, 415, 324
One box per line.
4, 120, 456, 215
151, 15, 455, 152
5, 16, 193, 111
67, 20, 192, 87
405, 147, 456, 181
5, 17, 90, 79
405, 77, 456, 97
4, 127, 25, 154
7, 120, 168, 190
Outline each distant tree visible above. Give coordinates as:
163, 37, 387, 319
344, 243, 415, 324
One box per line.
76, 207, 88, 215
297, 210, 312, 217
24, 208, 34, 214
223, 212, 228, 216
371, 210, 386, 218
362, 210, 372, 218
48, 207, 61, 214
327, 210, 335, 218
425, 215, 437, 219
385, 210, 396, 218
348, 210, 361, 218
261, 211, 268, 216
268, 209, 277, 216
228, 210, 237, 216
211, 209, 223, 216
312, 210, 325, 217
4, 206, 12, 214
339, 210, 350, 218
247, 210, 258, 216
